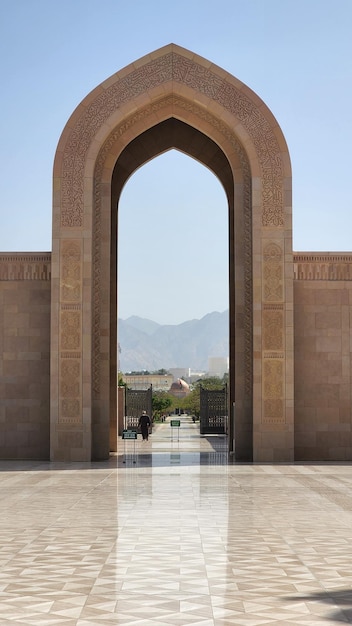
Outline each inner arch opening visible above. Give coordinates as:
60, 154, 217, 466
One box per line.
118, 149, 228, 328
111, 119, 236, 450
112, 118, 234, 200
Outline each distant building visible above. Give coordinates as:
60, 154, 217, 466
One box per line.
168, 378, 191, 398
169, 367, 206, 384
189, 371, 206, 383
169, 367, 191, 382
208, 357, 229, 378
122, 373, 173, 391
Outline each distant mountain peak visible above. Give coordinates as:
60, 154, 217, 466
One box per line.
123, 316, 161, 336
118, 310, 229, 372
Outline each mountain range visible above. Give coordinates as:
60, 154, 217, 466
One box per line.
118, 310, 229, 372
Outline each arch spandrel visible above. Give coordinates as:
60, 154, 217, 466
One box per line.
95, 98, 247, 190
51, 44, 293, 463
54, 44, 290, 230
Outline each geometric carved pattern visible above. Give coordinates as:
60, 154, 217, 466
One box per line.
60, 241, 81, 301
294, 253, 352, 280
263, 242, 285, 424
0, 253, 51, 280
263, 242, 283, 301
61, 50, 283, 229
177, 48, 283, 226
60, 398, 81, 421
263, 305, 284, 351
60, 310, 81, 350
59, 240, 82, 425
92, 188, 101, 396
60, 360, 80, 397
60, 359, 81, 423
263, 358, 284, 424
242, 161, 253, 399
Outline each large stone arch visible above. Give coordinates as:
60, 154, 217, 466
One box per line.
52, 43, 293, 462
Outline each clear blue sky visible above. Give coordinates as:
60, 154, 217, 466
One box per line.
1, 0, 351, 324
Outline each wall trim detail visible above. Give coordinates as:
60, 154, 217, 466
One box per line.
294, 253, 352, 280
0, 253, 51, 280
93, 94, 252, 398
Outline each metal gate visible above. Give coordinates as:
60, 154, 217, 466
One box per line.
200, 385, 227, 435
125, 385, 152, 432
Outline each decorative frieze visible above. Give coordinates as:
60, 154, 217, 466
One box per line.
293, 254, 352, 280
0, 254, 51, 280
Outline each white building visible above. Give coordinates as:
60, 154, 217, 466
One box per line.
208, 357, 229, 378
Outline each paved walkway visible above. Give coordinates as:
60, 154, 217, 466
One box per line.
1, 416, 352, 624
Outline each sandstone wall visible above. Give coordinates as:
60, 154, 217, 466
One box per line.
0, 255, 51, 459
2, 252, 352, 461
294, 254, 352, 460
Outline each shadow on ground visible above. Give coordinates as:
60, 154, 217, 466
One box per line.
285, 589, 352, 623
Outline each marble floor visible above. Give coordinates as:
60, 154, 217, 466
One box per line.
1, 417, 352, 625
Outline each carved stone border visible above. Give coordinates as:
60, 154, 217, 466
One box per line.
262, 242, 285, 424
0, 254, 51, 280
93, 95, 252, 399
294, 253, 352, 280
61, 50, 283, 229
58, 240, 82, 425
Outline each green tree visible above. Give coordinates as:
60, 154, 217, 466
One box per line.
152, 391, 173, 419
118, 372, 126, 387
181, 376, 224, 417
197, 376, 224, 389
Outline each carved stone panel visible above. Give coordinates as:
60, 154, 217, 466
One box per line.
263, 305, 284, 351
58, 240, 82, 425
263, 243, 283, 301
263, 358, 284, 424
262, 243, 285, 424
60, 357, 81, 424
60, 242, 81, 302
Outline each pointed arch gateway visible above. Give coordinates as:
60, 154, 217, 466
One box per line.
52, 44, 293, 462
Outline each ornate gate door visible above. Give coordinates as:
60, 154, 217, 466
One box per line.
125, 385, 152, 432
200, 385, 228, 435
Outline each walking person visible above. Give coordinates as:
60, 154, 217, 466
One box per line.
138, 410, 151, 441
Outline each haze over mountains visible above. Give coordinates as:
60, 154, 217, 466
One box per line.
118, 310, 229, 372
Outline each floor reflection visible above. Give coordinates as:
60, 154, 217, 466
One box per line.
2, 416, 352, 624
118, 415, 232, 467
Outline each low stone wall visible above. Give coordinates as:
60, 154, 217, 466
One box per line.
294, 253, 352, 460
2, 251, 352, 461
0, 254, 51, 459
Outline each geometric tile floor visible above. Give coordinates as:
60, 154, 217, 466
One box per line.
1, 416, 352, 625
